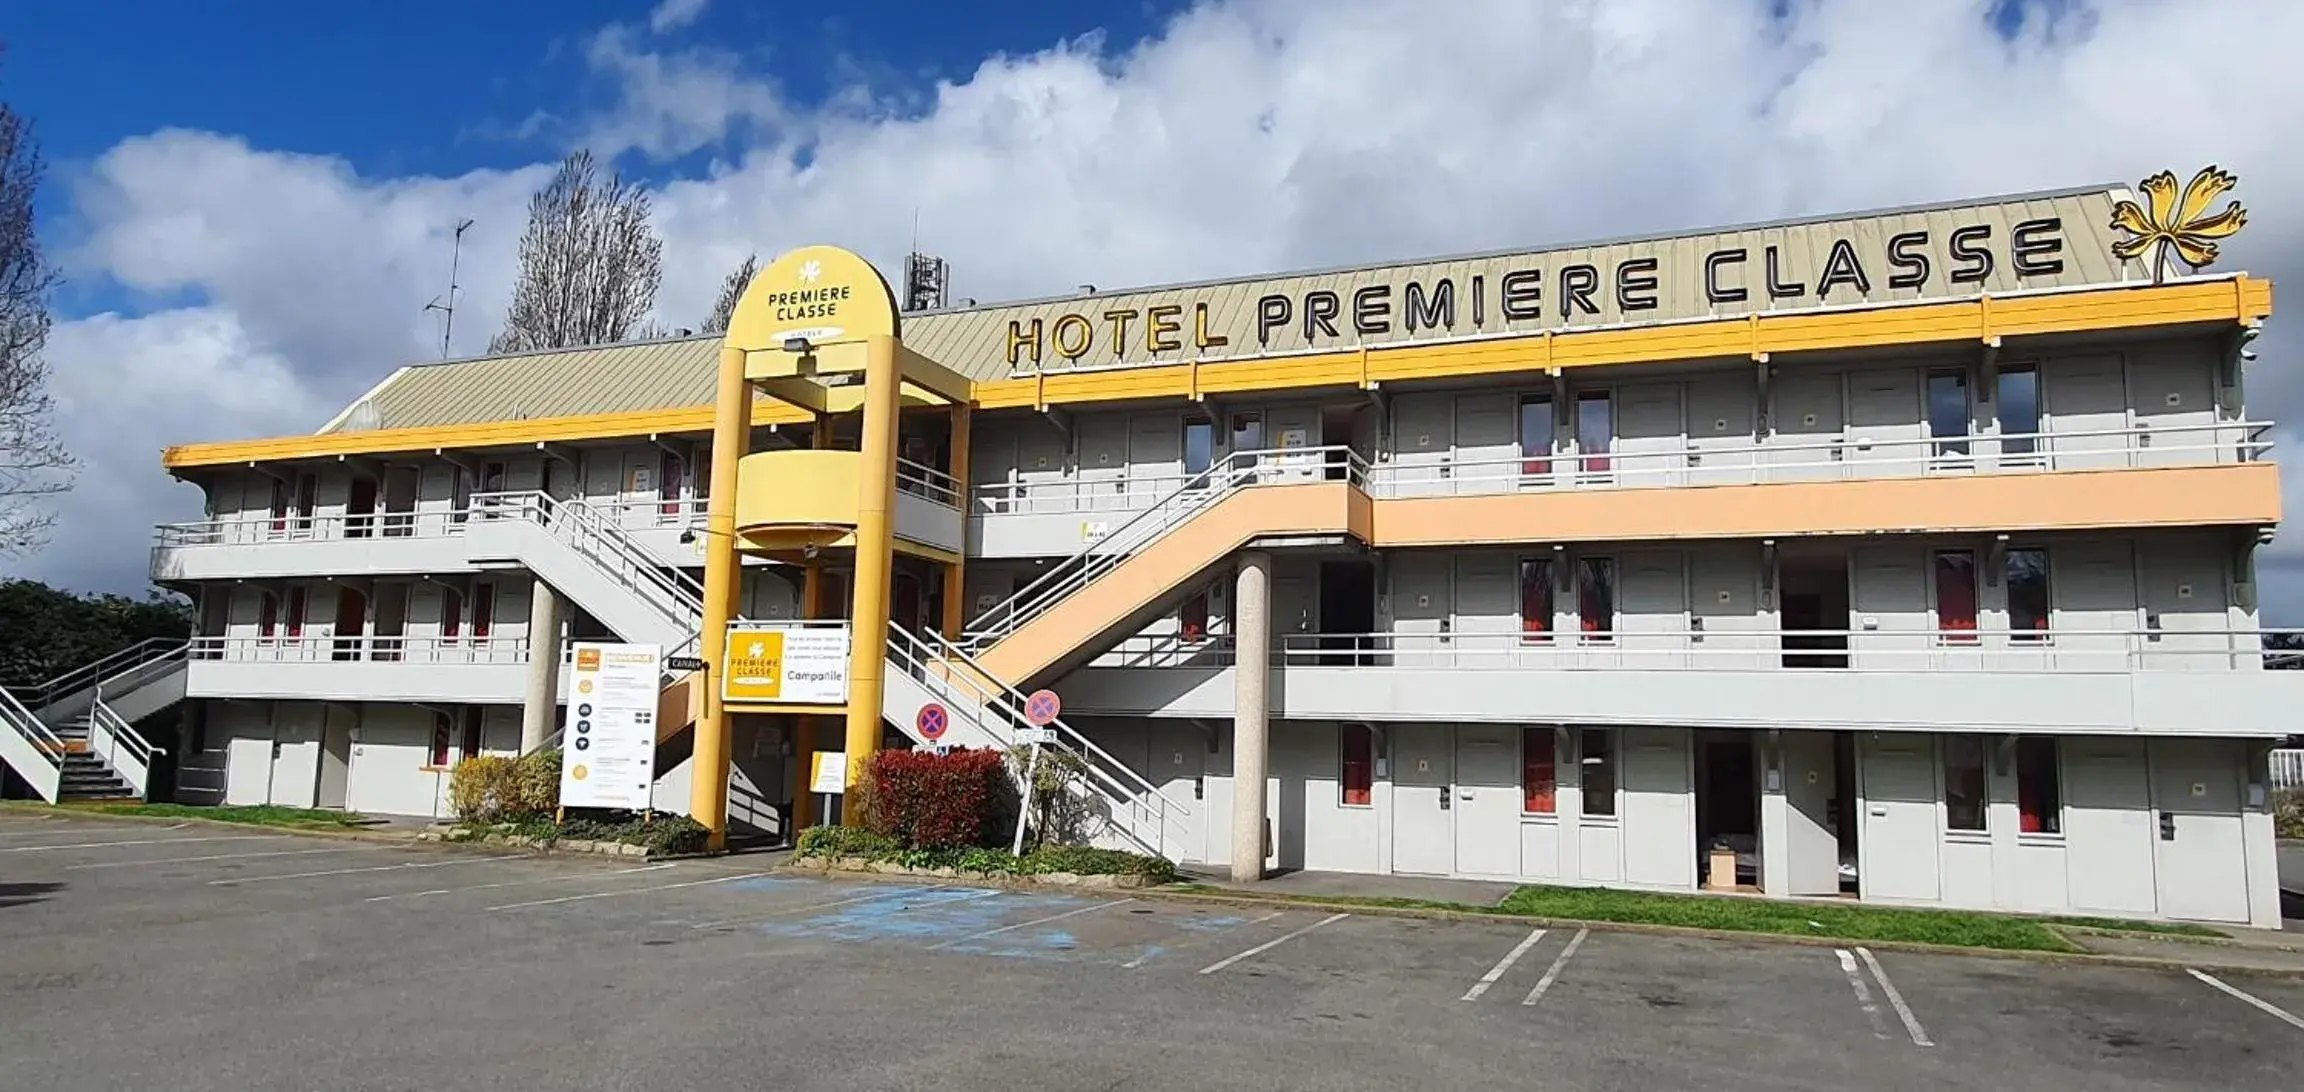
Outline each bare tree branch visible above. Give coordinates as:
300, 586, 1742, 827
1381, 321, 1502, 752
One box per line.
489, 150, 665, 353
702, 252, 757, 334
0, 46, 70, 556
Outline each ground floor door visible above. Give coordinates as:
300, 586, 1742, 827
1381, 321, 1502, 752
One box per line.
1150, 722, 1208, 864
1392, 727, 1454, 875
1452, 724, 1519, 877
2062, 738, 2157, 915
2150, 739, 2251, 923
316, 708, 352, 810
1858, 735, 1939, 901
268, 708, 323, 807
1782, 730, 1840, 895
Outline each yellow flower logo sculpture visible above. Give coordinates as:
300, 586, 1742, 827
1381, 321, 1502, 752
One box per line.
2109, 166, 2248, 282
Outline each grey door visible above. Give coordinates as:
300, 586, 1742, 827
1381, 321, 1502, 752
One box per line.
1690, 544, 1763, 669
1076, 415, 1131, 512
1770, 371, 1844, 480
1858, 735, 1940, 901
2044, 355, 2129, 470
1150, 722, 1208, 864
1390, 393, 1454, 496
1851, 545, 1926, 665
1451, 555, 1516, 657
1393, 727, 1455, 876
2150, 739, 2252, 923
2063, 738, 2157, 915
2139, 543, 2230, 670
1615, 382, 1686, 485
1128, 414, 1181, 507
1453, 724, 1520, 878
1452, 394, 1516, 494
1781, 730, 1840, 895
1014, 418, 1070, 513
1390, 557, 1451, 667
1845, 368, 1924, 472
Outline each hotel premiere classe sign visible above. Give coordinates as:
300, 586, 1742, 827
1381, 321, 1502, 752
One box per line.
923, 186, 2159, 375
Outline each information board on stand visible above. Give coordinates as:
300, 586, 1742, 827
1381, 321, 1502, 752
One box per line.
559, 642, 662, 811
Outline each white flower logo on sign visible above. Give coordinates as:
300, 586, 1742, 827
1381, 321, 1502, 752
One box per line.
798, 260, 822, 284
748, 641, 766, 658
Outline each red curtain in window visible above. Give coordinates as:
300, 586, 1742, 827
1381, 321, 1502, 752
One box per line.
1934, 551, 1978, 642
429, 713, 453, 767
257, 594, 279, 642
1523, 727, 1557, 814
1180, 592, 1209, 644
1340, 726, 1373, 806
660, 453, 684, 516
471, 585, 494, 639
1519, 560, 1553, 642
441, 588, 463, 644
285, 588, 307, 638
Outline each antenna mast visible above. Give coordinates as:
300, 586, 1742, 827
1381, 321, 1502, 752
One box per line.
423, 218, 476, 359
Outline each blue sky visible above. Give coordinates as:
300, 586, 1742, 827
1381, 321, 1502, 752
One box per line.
4, 0, 2303, 615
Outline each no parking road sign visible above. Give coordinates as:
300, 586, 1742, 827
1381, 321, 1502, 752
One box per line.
1024, 689, 1062, 726
916, 702, 950, 742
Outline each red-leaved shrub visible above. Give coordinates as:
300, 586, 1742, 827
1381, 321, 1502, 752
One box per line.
859, 747, 1015, 849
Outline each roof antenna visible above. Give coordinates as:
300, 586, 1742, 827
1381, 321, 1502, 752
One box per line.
423, 218, 476, 360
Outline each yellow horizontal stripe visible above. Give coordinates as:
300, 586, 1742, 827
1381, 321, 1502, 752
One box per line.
165, 278, 2268, 468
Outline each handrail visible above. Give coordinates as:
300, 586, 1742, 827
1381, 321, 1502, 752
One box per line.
1366, 418, 2276, 497
967, 445, 1361, 643
472, 491, 704, 626
0, 684, 66, 754
896, 458, 962, 508
188, 634, 537, 665
11, 637, 190, 710
1249, 627, 2304, 673
909, 625, 1194, 827
87, 697, 161, 762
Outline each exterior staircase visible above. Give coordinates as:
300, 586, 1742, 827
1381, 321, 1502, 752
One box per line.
2, 642, 184, 803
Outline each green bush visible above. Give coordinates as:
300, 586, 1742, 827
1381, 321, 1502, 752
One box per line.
1023, 844, 1177, 883
510, 748, 561, 816
2275, 786, 2304, 839
794, 825, 901, 859
448, 756, 518, 823
559, 814, 710, 855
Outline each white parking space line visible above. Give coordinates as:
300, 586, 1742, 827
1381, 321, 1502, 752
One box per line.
1855, 947, 1933, 1047
1461, 927, 1548, 1002
366, 863, 675, 902
1121, 910, 1283, 970
1834, 949, 1892, 1039
489, 869, 775, 911
67, 845, 388, 870
5, 834, 278, 854
1520, 927, 1589, 1006
211, 854, 527, 886
2189, 968, 2304, 1031
688, 885, 950, 930
929, 897, 1135, 950
1198, 912, 1349, 975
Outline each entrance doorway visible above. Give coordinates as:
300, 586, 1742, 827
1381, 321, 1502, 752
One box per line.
346, 477, 378, 538
331, 587, 368, 661
1695, 731, 1758, 889
1317, 560, 1376, 665
2150, 739, 2251, 922
1779, 555, 1849, 668
1391, 727, 1453, 875
1778, 729, 1843, 895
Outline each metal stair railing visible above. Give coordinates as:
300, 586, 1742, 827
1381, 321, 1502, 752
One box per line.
965, 445, 1362, 646
472, 491, 704, 627
10, 636, 190, 713
83, 697, 160, 798
889, 626, 1193, 859
0, 685, 66, 802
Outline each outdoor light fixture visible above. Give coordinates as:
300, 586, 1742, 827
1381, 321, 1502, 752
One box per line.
782, 336, 812, 353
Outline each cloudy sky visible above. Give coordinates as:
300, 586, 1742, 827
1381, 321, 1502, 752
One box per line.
7, 0, 2304, 620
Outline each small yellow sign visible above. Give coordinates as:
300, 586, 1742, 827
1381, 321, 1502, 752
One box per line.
723, 629, 787, 702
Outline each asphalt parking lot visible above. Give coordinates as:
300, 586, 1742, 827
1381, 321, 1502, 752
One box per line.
3, 813, 2300, 1091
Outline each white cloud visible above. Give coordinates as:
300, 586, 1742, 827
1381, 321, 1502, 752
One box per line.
27, 0, 2304, 626
649, 0, 709, 35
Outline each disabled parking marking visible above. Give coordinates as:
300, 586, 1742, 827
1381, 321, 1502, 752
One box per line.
4, 834, 278, 853
212, 854, 527, 886
1461, 926, 1548, 1002
2188, 968, 2304, 1032
929, 896, 1135, 951
687, 883, 949, 930
488, 869, 779, 911
1834, 949, 1892, 1039
744, 887, 1019, 943
1856, 947, 1933, 1047
366, 862, 675, 902
1121, 910, 1281, 970
1198, 912, 1348, 975
1521, 927, 1589, 1006
67, 844, 388, 870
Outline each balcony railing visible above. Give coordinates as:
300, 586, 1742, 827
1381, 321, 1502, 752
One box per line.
1087, 628, 2304, 674
966, 420, 2272, 517
897, 458, 962, 508
188, 635, 540, 665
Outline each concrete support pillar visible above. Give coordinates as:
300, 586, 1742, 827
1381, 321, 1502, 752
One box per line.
791, 560, 825, 832
519, 584, 564, 753
840, 334, 902, 814
1230, 550, 1273, 882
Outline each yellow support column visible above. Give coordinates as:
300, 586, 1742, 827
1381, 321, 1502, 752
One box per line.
790, 559, 824, 832
691, 343, 749, 849
841, 334, 902, 815
943, 402, 971, 639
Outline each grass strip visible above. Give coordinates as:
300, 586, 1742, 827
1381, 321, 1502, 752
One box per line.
69, 803, 371, 830
1168, 881, 2217, 952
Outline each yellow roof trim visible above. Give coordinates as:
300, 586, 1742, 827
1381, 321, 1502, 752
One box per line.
166, 278, 2270, 470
